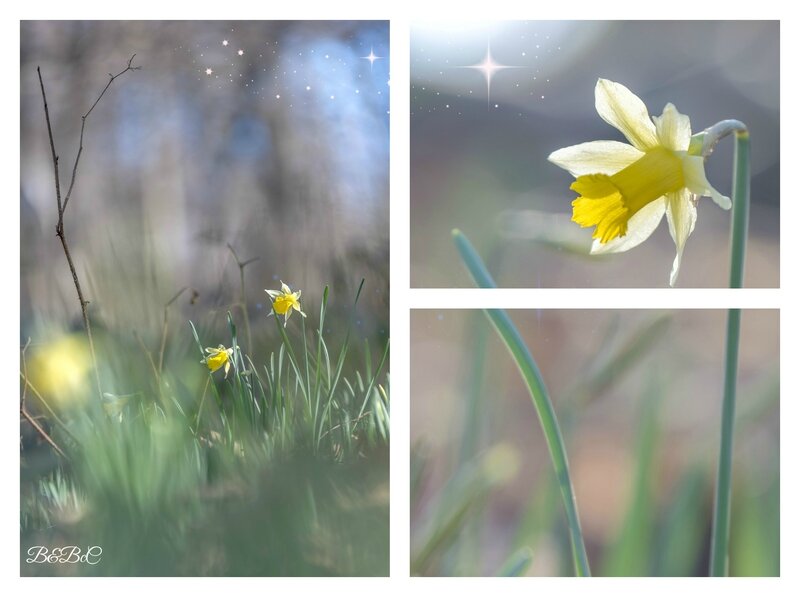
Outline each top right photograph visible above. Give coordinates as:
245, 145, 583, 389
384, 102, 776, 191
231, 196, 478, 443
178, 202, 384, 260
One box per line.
411, 21, 779, 288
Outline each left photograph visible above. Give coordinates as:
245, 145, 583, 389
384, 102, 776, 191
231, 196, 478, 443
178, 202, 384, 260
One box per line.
20, 21, 389, 576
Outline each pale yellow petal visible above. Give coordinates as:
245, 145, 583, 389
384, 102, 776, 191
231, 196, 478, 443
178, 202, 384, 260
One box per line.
595, 79, 659, 151
665, 189, 698, 287
548, 140, 644, 177
682, 155, 731, 209
590, 196, 667, 255
653, 103, 691, 151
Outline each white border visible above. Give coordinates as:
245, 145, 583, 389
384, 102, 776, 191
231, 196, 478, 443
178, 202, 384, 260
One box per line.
2, 1, 797, 593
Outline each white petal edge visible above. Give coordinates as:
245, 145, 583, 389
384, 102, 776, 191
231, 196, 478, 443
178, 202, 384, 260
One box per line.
548, 140, 644, 177
652, 103, 691, 152
595, 79, 659, 152
590, 196, 667, 255
665, 189, 698, 287
682, 155, 732, 209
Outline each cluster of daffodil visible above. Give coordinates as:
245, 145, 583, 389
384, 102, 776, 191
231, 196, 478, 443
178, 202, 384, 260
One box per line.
202, 281, 306, 377
549, 78, 731, 286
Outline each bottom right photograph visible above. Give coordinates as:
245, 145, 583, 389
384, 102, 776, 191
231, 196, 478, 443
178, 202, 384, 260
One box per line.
410, 309, 779, 577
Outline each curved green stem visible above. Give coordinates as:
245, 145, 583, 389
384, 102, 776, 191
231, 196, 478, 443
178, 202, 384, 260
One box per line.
452, 229, 591, 577
710, 126, 750, 576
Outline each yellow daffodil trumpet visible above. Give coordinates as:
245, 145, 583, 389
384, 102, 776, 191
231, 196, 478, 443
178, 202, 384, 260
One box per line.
265, 281, 306, 325
203, 345, 233, 378
549, 78, 732, 286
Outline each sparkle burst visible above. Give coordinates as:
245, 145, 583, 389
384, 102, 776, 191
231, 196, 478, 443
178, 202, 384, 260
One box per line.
361, 46, 382, 70
461, 42, 519, 109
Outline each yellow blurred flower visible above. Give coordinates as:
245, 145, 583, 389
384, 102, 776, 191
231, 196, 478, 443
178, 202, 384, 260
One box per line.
203, 345, 233, 378
27, 334, 92, 410
548, 78, 731, 286
265, 281, 306, 325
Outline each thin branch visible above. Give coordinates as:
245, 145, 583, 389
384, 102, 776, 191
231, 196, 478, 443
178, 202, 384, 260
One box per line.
20, 338, 31, 409
159, 286, 190, 375
134, 329, 161, 392
19, 373, 80, 445
21, 408, 68, 460
36, 69, 62, 214
19, 341, 68, 459
36, 55, 139, 402
62, 54, 140, 214
318, 410, 373, 441
226, 243, 259, 354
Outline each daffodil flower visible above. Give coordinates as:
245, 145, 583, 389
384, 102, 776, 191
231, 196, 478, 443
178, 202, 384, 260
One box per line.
265, 281, 306, 325
203, 345, 233, 378
548, 78, 731, 286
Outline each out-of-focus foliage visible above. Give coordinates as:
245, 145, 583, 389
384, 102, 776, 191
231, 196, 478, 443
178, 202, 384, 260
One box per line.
22, 287, 390, 576
411, 309, 778, 576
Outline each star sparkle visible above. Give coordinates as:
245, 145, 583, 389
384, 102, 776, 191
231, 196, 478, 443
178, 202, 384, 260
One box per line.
460, 42, 520, 109
361, 46, 382, 70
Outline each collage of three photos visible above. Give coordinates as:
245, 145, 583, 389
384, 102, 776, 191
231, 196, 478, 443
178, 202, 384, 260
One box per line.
19, 20, 779, 578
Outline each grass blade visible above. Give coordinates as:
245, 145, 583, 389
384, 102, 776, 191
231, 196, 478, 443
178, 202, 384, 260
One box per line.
452, 228, 591, 577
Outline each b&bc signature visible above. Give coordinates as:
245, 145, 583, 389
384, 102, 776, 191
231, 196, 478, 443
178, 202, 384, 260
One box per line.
26, 546, 103, 565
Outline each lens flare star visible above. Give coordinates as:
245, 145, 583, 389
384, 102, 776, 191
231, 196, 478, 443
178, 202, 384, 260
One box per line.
361, 46, 382, 70
461, 42, 520, 109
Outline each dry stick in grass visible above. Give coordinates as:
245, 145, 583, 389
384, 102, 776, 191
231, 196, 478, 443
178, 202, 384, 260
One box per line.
158, 286, 191, 375
226, 243, 259, 355
19, 373, 80, 445
20, 339, 67, 460
21, 409, 68, 460
36, 55, 140, 401
20, 338, 31, 410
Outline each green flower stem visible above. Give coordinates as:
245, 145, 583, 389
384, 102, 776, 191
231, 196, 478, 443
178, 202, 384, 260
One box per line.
710, 125, 750, 576
452, 229, 591, 577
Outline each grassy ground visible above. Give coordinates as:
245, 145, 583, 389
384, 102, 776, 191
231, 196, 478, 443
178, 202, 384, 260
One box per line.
410, 309, 778, 577
20, 281, 390, 576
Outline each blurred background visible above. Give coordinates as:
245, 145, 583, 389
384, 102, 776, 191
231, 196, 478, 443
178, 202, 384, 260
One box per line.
20, 21, 390, 576
411, 309, 779, 576
22, 20, 389, 337
411, 21, 779, 287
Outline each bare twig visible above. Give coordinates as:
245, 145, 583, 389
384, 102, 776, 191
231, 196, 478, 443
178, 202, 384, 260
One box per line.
20, 340, 68, 460
19, 373, 80, 445
21, 409, 68, 460
62, 54, 140, 214
20, 338, 32, 409
226, 243, 259, 354
36, 55, 139, 401
133, 330, 161, 391
159, 286, 190, 375
318, 410, 373, 441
